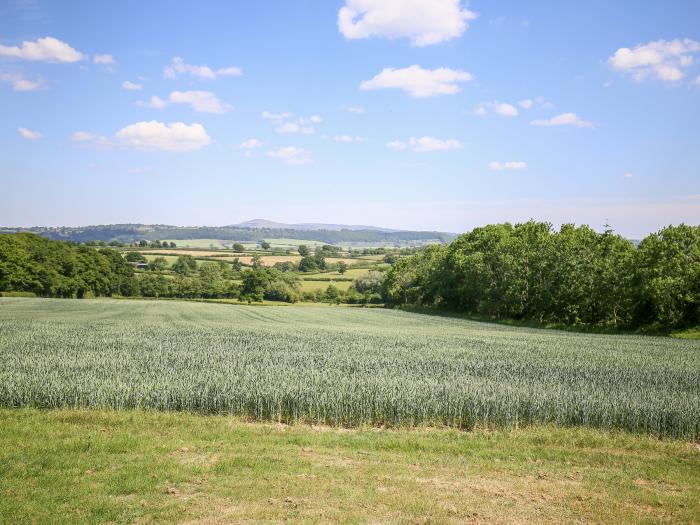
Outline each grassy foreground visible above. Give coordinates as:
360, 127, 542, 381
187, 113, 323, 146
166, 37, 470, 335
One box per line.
1, 409, 699, 524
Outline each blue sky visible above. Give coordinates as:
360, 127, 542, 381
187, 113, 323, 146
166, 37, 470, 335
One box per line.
1, 0, 699, 237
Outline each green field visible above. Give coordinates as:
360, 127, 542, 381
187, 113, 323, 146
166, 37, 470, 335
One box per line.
298, 279, 353, 293
1, 298, 699, 438
1, 408, 698, 524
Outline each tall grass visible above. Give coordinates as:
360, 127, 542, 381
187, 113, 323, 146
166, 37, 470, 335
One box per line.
1, 298, 698, 439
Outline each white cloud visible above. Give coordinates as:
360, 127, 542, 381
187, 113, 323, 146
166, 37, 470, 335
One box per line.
122, 80, 142, 91
237, 138, 263, 149
93, 54, 115, 65
0, 72, 46, 91
334, 135, 365, 142
264, 113, 322, 134
386, 140, 407, 150
116, 121, 211, 152
266, 146, 313, 165
137, 95, 168, 109
474, 101, 519, 117
530, 113, 594, 128
70, 131, 113, 148
168, 90, 231, 114
388, 137, 462, 152
489, 161, 527, 171
262, 111, 293, 122
518, 96, 554, 110
164, 57, 242, 80
128, 166, 153, 174
338, 0, 477, 47
607, 38, 700, 83
342, 105, 365, 113
0, 36, 84, 62
409, 136, 462, 152
623, 172, 633, 179
276, 122, 314, 134
518, 99, 533, 109
360, 65, 472, 97
17, 127, 42, 140
693, 75, 700, 86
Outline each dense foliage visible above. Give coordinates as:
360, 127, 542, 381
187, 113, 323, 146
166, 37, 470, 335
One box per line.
383, 222, 700, 330
1, 298, 698, 438
0, 233, 136, 298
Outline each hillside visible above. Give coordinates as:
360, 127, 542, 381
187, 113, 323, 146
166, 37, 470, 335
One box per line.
0, 223, 454, 246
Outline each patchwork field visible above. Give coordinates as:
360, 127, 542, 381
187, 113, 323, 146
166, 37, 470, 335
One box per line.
1, 298, 698, 439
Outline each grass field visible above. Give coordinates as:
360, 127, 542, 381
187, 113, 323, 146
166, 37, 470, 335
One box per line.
298, 279, 353, 293
1, 408, 698, 524
1, 298, 699, 439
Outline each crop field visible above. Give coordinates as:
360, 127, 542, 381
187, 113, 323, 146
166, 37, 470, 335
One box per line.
297, 280, 353, 293
1, 298, 699, 439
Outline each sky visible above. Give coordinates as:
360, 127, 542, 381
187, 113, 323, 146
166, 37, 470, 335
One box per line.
1, 0, 699, 237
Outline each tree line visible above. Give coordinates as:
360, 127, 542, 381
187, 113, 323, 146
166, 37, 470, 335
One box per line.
382, 222, 699, 331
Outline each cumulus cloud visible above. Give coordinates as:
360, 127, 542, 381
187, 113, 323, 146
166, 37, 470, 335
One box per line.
387, 137, 462, 152
342, 105, 365, 113
338, 0, 477, 46
70, 131, 113, 149
237, 138, 263, 149
489, 161, 527, 171
116, 121, 211, 151
93, 54, 115, 65
334, 135, 365, 142
122, 80, 142, 91
266, 146, 313, 165
17, 127, 42, 140
474, 101, 519, 117
263, 112, 322, 134
693, 75, 700, 86
0, 72, 46, 91
530, 113, 594, 128
607, 38, 700, 83
386, 140, 407, 150
0, 36, 84, 62
164, 57, 242, 80
360, 65, 472, 97
168, 90, 231, 114
518, 96, 553, 110
137, 95, 168, 109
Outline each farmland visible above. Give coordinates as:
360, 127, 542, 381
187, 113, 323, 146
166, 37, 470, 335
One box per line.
1, 298, 699, 439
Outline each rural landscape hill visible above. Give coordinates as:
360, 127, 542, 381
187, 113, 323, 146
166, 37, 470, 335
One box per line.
0, 221, 454, 246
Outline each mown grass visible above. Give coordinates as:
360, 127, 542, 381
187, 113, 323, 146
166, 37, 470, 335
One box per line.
1, 408, 698, 524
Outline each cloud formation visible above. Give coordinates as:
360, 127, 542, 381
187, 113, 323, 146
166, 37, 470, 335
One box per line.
237, 139, 263, 149
489, 161, 527, 171
168, 90, 231, 114
0, 72, 46, 91
115, 121, 211, 151
342, 105, 365, 113
607, 38, 700, 83
360, 65, 472, 97
387, 136, 462, 152
164, 57, 242, 80
266, 146, 313, 165
262, 112, 322, 134
530, 113, 594, 128
122, 80, 142, 91
338, 0, 477, 46
0, 36, 84, 62
474, 101, 519, 117
17, 127, 42, 140
93, 54, 115, 65
333, 135, 365, 142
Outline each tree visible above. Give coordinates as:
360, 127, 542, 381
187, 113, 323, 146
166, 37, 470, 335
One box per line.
125, 251, 147, 263
353, 270, 384, 294
172, 255, 197, 275
169, 242, 177, 248
260, 241, 271, 250
337, 261, 348, 274
148, 257, 168, 271
138, 240, 148, 248
251, 254, 264, 269
232, 243, 245, 253
298, 245, 310, 256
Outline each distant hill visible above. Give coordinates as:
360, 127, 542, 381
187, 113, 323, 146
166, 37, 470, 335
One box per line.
0, 223, 455, 246
233, 219, 402, 233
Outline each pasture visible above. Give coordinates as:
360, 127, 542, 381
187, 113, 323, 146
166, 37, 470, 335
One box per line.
1, 298, 698, 439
